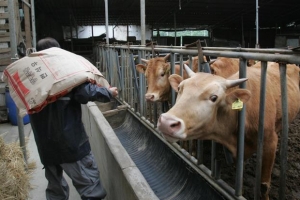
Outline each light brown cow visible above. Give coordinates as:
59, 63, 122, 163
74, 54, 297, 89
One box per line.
157, 64, 300, 199
186, 56, 240, 78
136, 54, 189, 102
136, 55, 239, 102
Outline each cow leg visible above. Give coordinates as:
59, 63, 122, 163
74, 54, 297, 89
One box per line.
261, 131, 278, 200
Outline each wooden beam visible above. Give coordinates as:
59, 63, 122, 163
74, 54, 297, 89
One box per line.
0, 1, 8, 7
0, 36, 10, 42
0, 57, 11, 66
0, 48, 10, 53
0, 13, 8, 19
0, 24, 9, 30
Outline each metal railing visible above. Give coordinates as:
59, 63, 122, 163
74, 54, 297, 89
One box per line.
93, 43, 300, 200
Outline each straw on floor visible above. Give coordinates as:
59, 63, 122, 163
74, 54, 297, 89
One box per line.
0, 137, 36, 200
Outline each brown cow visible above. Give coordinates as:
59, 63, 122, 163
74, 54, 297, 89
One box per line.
136, 54, 189, 102
136, 55, 239, 102
185, 56, 240, 78
157, 64, 300, 199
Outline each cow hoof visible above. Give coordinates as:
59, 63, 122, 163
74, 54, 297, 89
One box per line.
261, 182, 270, 200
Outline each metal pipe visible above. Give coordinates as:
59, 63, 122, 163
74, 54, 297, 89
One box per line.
31, 0, 36, 48
235, 58, 247, 196
110, 45, 299, 55
104, 0, 109, 45
170, 53, 176, 106
279, 63, 288, 200
106, 46, 300, 64
174, 12, 177, 46
254, 61, 268, 200
140, 0, 146, 45
255, 0, 260, 48
8, 0, 28, 166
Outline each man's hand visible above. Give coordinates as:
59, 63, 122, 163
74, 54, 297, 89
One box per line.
109, 87, 118, 97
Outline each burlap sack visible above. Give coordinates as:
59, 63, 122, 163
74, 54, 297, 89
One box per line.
2, 47, 110, 117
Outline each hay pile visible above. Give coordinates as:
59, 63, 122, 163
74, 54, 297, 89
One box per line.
0, 137, 36, 200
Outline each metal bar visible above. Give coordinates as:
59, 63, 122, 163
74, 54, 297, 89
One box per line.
106, 49, 111, 83
115, 50, 123, 100
235, 58, 247, 196
170, 53, 176, 106
111, 45, 299, 55
107, 46, 300, 64
255, 0, 260, 48
197, 140, 204, 165
104, 0, 109, 45
8, 0, 28, 166
130, 53, 140, 102
31, 0, 36, 48
138, 50, 145, 116
279, 63, 289, 200
140, 0, 146, 45
254, 61, 268, 200
211, 141, 216, 178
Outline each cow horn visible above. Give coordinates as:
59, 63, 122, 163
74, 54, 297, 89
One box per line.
209, 59, 216, 64
225, 78, 248, 88
164, 54, 170, 62
184, 64, 195, 77
141, 59, 149, 63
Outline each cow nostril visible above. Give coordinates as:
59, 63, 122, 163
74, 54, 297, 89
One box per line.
170, 121, 180, 128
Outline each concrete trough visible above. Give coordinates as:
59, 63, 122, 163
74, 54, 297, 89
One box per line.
82, 101, 228, 200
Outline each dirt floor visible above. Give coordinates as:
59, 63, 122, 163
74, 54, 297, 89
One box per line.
216, 113, 300, 200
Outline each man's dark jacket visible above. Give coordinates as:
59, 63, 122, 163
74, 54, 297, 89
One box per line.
29, 83, 112, 165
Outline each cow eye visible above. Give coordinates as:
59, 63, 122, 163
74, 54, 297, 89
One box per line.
211, 68, 215, 75
161, 73, 165, 77
209, 95, 218, 102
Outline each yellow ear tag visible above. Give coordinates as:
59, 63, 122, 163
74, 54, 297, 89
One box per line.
232, 98, 243, 110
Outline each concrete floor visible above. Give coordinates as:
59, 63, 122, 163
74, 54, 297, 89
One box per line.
0, 122, 81, 200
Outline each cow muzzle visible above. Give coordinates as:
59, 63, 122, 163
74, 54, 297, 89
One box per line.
157, 113, 186, 141
145, 93, 157, 101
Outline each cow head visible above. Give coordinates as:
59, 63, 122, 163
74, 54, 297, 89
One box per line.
136, 54, 171, 102
157, 68, 251, 143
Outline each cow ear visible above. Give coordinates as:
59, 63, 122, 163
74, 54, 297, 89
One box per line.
164, 54, 170, 62
226, 89, 251, 105
136, 64, 147, 73
169, 74, 183, 92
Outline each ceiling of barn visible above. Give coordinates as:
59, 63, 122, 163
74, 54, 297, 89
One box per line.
34, 0, 300, 31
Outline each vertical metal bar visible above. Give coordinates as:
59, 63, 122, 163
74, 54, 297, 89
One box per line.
115, 51, 122, 100
174, 12, 176, 46
109, 49, 114, 85
106, 49, 111, 83
170, 53, 176, 106
140, 0, 146, 45
235, 58, 247, 196
130, 53, 140, 102
254, 61, 268, 200
121, 50, 125, 102
138, 50, 145, 116
279, 63, 288, 200
255, 0, 260, 48
8, 0, 27, 166
197, 140, 203, 165
211, 141, 216, 177
104, 0, 109, 45
31, 0, 36, 48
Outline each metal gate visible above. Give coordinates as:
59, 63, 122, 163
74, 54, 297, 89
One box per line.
93, 43, 300, 200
